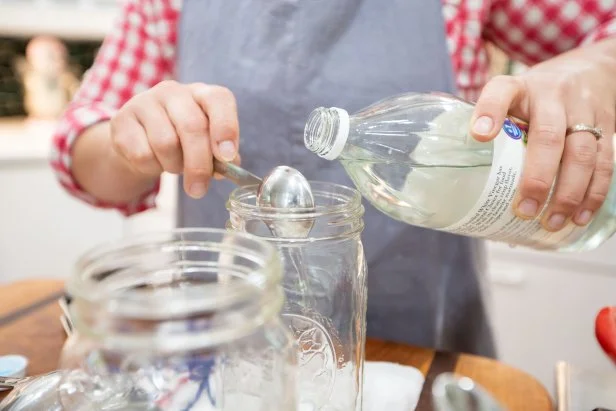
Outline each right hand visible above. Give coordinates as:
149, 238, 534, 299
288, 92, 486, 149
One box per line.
110, 80, 240, 199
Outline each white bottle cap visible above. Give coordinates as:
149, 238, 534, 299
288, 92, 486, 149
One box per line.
322, 107, 350, 160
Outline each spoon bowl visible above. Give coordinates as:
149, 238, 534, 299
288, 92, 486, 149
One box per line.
257, 166, 316, 238
214, 161, 316, 309
214, 160, 316, 238
432, 372, 505, 411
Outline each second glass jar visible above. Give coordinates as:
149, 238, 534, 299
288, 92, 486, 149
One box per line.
227, 182, 367, 411
57, 228, 296, 411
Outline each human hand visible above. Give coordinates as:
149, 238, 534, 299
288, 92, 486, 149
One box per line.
110, 81, 240, 199
470, 40, 616, 232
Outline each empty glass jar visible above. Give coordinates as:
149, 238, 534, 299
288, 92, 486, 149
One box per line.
57, 228, 297, 411
227, 182, 367, 411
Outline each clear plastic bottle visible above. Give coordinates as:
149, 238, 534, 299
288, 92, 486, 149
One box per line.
303, 92, 616, 252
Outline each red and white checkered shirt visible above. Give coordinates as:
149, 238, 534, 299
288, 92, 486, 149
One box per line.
50, 0, 616, 216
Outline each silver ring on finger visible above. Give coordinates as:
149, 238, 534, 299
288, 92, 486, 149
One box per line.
566, 123, 603, 140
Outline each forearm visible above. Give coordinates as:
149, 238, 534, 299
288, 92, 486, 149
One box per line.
50, 0, 178, 214
72, 122, 158, 205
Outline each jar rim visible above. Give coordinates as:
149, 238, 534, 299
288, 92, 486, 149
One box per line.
227, 181, 363, 220
68, 228, 282, 320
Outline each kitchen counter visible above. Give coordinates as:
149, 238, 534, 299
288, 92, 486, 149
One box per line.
0, 279, 554, 411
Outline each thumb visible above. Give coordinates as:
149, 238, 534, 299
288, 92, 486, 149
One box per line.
470, 75, 524, 142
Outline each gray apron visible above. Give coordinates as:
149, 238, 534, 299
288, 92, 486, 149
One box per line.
177, 0, 496, 357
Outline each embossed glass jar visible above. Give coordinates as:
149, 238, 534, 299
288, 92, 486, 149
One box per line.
57, 228, 297, 411
227, 182, 367, 411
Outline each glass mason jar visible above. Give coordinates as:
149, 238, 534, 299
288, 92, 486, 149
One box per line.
57, 228, 297, 411
227, 182, 367, 411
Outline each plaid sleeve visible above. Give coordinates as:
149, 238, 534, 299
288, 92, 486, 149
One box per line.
49, 0, 179, 216
580, 7, 616, 45
483, 0, 616, 65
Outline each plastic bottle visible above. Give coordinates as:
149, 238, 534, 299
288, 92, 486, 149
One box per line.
303, 92, 616, 251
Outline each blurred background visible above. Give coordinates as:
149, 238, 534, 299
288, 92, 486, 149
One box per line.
0, 0, 176, 285
0, 0, 614, 397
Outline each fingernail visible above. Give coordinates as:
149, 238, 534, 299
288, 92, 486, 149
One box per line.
218, 141, 236, 162
574, 209, 593, 226
547, 213, 566, 231
517, 199, 538, 218
473, 116, 494, 136
189, 182, 208, 198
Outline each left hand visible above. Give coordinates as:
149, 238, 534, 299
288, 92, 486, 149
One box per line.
470, 39, 616, 232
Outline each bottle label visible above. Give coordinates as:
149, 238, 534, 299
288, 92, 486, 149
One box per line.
442, 118, 586, 249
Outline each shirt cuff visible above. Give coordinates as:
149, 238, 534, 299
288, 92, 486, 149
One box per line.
581, 18, 616, 46
50, 103, 160, 216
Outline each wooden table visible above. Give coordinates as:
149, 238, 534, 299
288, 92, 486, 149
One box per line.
0, 280, 553, 410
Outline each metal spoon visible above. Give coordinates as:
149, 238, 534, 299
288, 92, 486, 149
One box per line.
432, 373, 506, 411
0, 373, 53, 388
256, 165, 315, 238
214, 160, 316, 310
254, 165, 316, 312
213, 159, 262, 188
214, 159, 316, 236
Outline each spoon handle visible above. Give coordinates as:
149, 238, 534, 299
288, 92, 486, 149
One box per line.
213, 160, 262, 187
0, 376, 26, 388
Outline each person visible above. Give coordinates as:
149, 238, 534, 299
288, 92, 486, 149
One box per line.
50, 0, 616, 357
